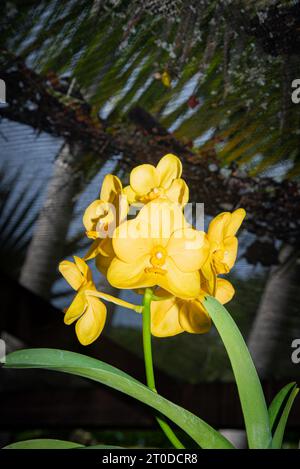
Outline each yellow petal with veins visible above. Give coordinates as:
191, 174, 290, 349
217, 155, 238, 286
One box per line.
179, 300, 211, 334
151, 297, 183, 337
156, 153, 182, 188
130, 164, 159, 195
75, 296, 107, 346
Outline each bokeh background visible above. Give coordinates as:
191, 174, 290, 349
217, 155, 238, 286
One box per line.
0, 0, 299, 448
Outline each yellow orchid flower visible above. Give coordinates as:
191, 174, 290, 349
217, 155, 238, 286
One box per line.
123, 153, 189, 206
201, 208, 246, 292
151, 278, 234, 337
107, 200, 209, 299
59, 256, 142, 345
59, 256, 107, 346
83, 174, 128, 270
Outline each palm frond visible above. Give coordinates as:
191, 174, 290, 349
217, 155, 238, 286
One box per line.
2, 0, 300, 177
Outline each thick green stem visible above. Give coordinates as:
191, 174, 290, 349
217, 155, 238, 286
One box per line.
142, 288, 185, 449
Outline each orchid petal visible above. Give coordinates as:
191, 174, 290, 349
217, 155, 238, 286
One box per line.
215, 278, 235, 304
224, 208, 246, 238
75, 297, 107, 346
59, 260, 83, 291
64, 290, 87, 325
167, 229, 209, 272
165, 178, 189, 205
159, 257, 201, 299
156, 153, 182, 188
130, 164, 159, 195
107, 256, 155, 289
151, 297, 183, 337
179, 300, 211, 334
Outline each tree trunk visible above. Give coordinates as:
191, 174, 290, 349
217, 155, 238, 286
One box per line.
19, 140, 118, 331
248, 244, 299, 378
19, 143, 83, 299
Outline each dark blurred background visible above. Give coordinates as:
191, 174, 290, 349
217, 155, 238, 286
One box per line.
0, 0, 299, 448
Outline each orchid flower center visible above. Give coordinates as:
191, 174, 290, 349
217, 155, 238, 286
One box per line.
145, 245, 167, 275
93, 204, 115, 238
140, 187, 165, 203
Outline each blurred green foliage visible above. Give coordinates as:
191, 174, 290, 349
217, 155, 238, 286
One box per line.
2, 0, 300, 176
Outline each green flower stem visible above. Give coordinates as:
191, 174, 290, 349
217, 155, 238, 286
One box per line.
142, 288, 185, 449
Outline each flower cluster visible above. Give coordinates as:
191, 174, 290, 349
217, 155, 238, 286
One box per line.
60, 154, 245, 345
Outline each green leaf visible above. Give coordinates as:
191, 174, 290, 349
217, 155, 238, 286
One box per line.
268, 382, 297, 432
272, 386, 299, 449
5, 348, 234, 450
3, 439, 123, 450
3, 439, 84, 449
204, 297, 272, 449
80, 445, 123, 449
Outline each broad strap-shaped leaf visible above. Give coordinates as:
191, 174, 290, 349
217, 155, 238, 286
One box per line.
3, 439, 124, 449
3, 439, 84, 449
204, 296, 272, 449
268, 382, 297, 432
272, 385, 299, 449
80, 445, 123, 449
4, 348, 234, 449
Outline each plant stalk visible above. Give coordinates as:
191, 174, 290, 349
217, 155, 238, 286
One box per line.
142, 287, 185, 449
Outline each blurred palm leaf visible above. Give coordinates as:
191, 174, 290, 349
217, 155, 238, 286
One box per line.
0, 163, 87, 279
1, 0, 300, 176
0, 166, 38, 277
